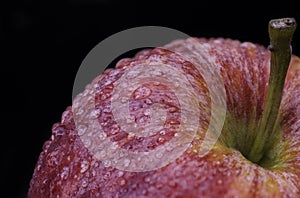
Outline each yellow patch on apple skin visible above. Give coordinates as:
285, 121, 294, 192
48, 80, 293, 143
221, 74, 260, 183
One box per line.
191, 136, 300, 197
290, 55, 300, 70
199, 142, 300, 197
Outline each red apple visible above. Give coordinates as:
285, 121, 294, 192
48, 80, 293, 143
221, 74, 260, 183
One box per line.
28, 18, 300, 197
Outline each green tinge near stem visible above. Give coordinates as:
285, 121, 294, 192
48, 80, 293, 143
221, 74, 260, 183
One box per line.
247, 18, 297, 163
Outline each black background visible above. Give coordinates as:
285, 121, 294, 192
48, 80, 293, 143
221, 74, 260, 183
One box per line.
2, 1, 300, 197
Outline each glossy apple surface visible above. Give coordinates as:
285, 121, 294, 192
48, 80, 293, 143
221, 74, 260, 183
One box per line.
28, 38, 300, 197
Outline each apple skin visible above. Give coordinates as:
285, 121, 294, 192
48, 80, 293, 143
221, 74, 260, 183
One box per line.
28, 38, 300, 197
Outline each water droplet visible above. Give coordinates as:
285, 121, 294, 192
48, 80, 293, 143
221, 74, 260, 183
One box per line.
103, 172, 111, 181
118, 171, 124, 177
90, 109, 100, 119
109, 69, 120, 77
61, 111, 71, 124
169, 119, 179, 124
77, 124, 87, 136
36, 164, 41, 171
52, 124, 63, 136
98, 150, 107, 158
91, 170, 96, 177
128, 132, 135, 139
158, 137, 165, 143
166, 145, 174, 151
159, 115, 167, 121
144, 109, 151, 116
120, 179, 126, 186
226, 171, 231, 177
101, 94, 108, 100
99, 133, 107, 140
192, 149, 198, 153
144, 176, 151, 183
174, 82, 180, 87
153, 81, 160, 86
83, 90, 89, 96
103, 160, 111, 167
127, 70, 139, 79
186, 127, 196, 132
169, 106, 178, 113
80, 160, 90, 173
47, 151, 59, 167
149, 131, 157, 136
110, 142, 119, 150
126, 116, 135, 123
145, 98, 153, 105
103, 78, 114, 86
111, 124, 120, 135
136, 136, 144, 142
155, 153, 163, 158
159, 130, 166, 135
82, 178, 88, 188
86, 94, 94, 102
128, 86, 134, 92
120, 97, 128, 103
82, 138, 91, 147
153, 70, 163, 76
123, 158, 131, 167
103, 107, 111, 113
42, 179, 48, 185
235, 169, 241, 176
137, 116, 147, 124
133, 86, 152, 100
61, 167, 69, 180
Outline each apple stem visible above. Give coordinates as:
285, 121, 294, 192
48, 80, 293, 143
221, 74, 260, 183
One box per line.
247, 18, 297, 163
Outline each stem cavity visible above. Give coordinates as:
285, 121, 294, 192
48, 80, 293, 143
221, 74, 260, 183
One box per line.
247, 18, 297, 163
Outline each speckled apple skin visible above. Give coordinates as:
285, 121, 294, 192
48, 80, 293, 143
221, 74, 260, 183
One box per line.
28, 38, 300, 198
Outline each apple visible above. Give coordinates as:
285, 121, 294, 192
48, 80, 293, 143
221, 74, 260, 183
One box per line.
28, 18, 300, 197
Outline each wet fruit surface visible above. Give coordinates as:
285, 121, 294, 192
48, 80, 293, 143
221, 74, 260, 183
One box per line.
28, 38, 300, 197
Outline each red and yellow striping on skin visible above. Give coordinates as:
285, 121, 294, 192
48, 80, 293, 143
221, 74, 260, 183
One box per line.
28, 38, 300, 197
